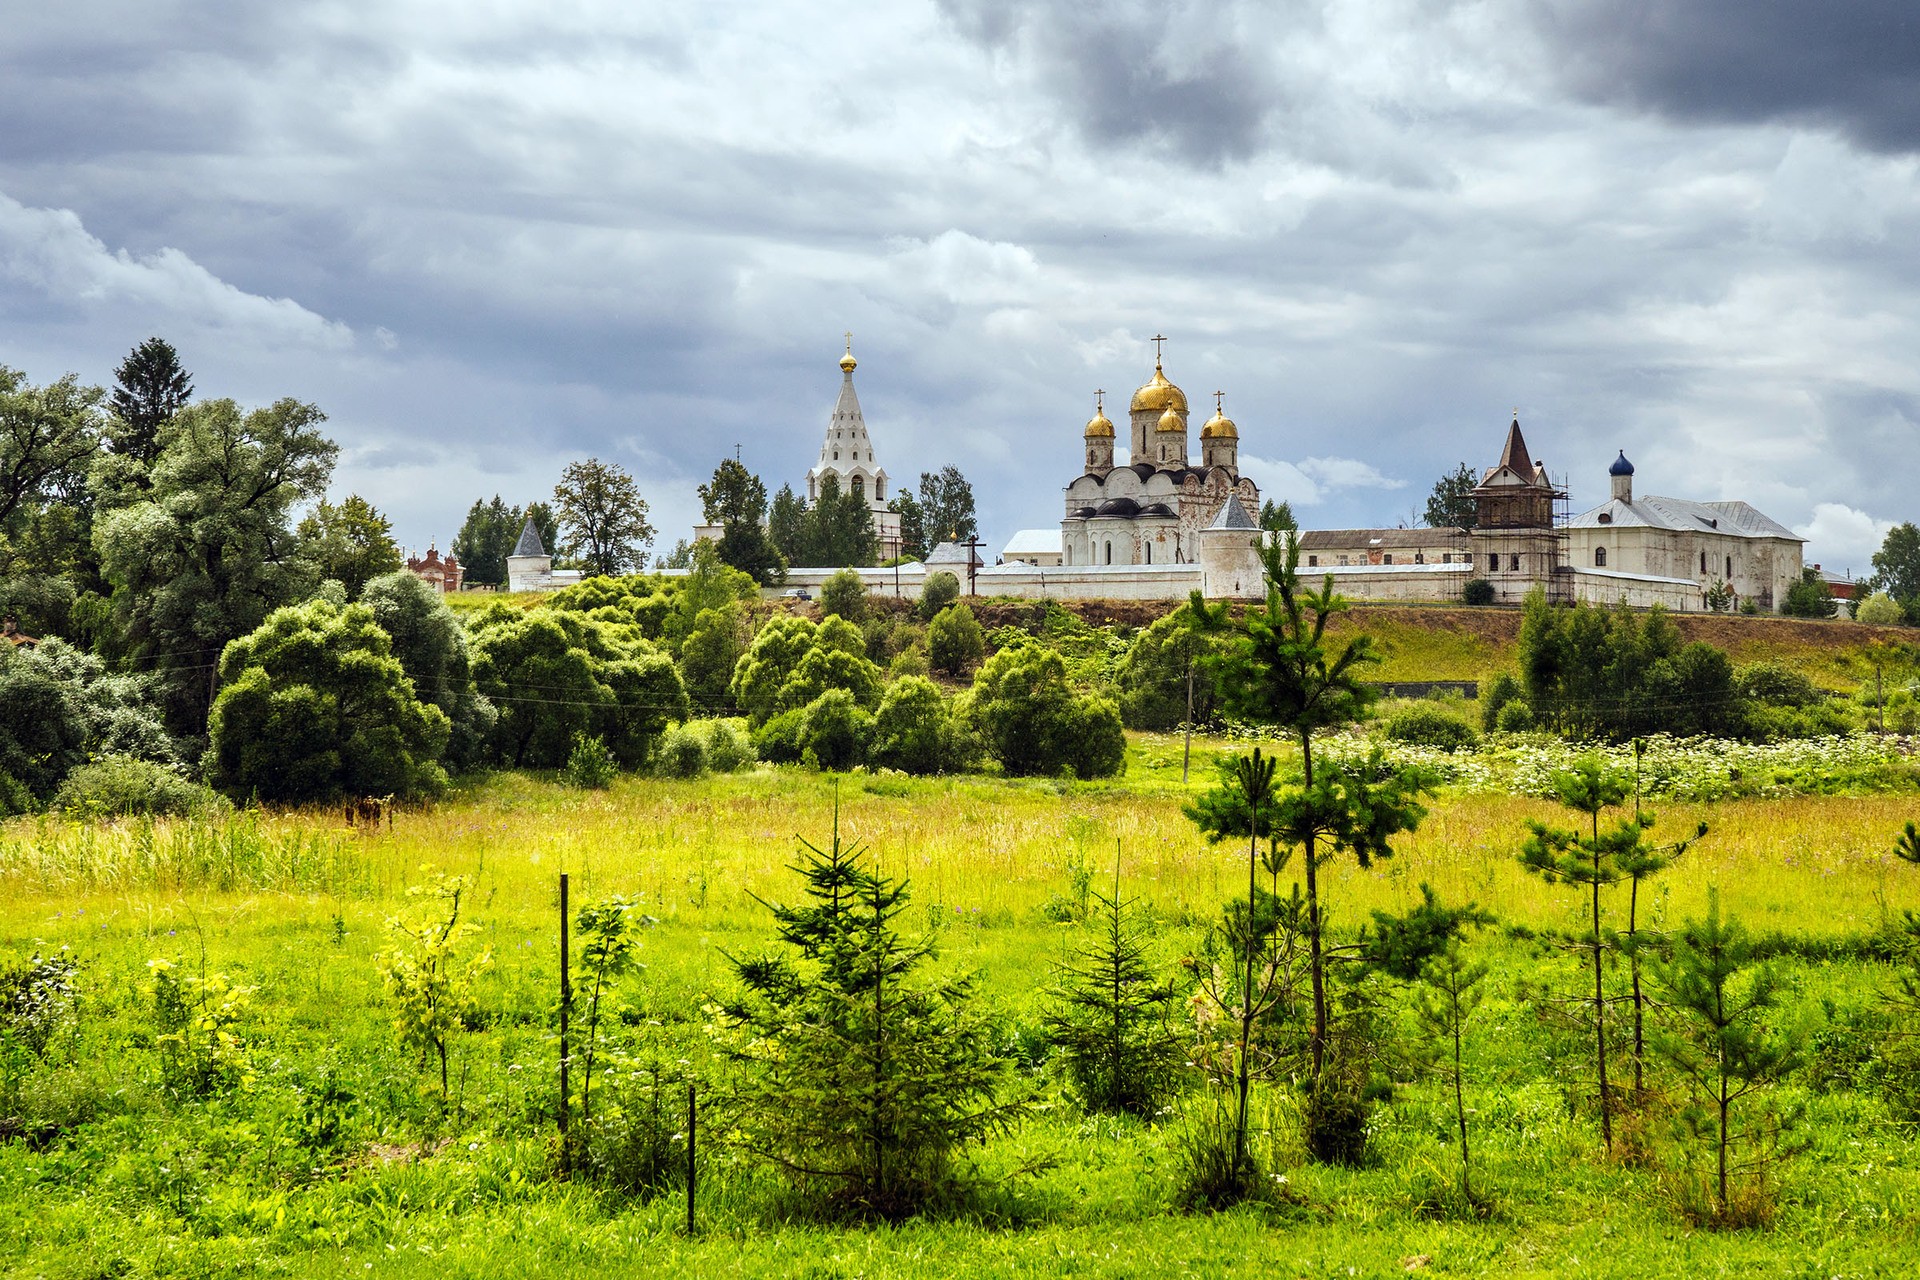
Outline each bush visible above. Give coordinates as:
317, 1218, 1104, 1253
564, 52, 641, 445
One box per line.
1462, 578, 1495, 606
565, 733, 618, 789
53, 756, 223, 818
701, 719, 756, 772
963, 646, 1125, 779
209, 599, 451, 803
1736, 662, 1822, 709
869, 676, 957, 775
753, 707, 808, 764
928, 602, 986, 675
1857, 592, 1904, 625
819, 568, 869, 623
917, 571, 961, 621
799, 689, 873, 771
1481, 673, 1521, 732
1384, 705, 1478, 752
1781, 569, 1837, 619
1495, 699, 1536, 733
656, 724, 708, 779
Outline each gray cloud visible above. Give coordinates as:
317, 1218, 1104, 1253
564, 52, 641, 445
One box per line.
937, 0, 1295, 166
0, 0, 1914, 571
1533, 0, 1920, 153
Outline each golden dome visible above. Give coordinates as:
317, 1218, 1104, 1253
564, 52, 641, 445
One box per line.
1201, 409, 1238, 439
1156, 404, 1185, 433
839, 333, 857, 373
1084, 409, 1114, 438
1129, 360, 1189, 415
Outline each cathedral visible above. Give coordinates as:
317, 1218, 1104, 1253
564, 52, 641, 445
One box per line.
806, 337, 902, 551
1061, 343, 1260, 566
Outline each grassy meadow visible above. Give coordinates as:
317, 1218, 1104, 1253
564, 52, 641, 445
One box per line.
6, 730, 1920, 1278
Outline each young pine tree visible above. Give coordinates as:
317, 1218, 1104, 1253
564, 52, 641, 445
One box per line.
1517, 757, 1631, 1153
1044, 862, 1185, 1120
1203, 536, 1432, 1088
1650, 890, 1801, 1225
1414, 943, 1489, 1204
719, 803, 1024, 1220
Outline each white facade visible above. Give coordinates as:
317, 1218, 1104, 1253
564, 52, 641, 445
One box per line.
505, 516, 586, 593
1564, 454, 1802, 612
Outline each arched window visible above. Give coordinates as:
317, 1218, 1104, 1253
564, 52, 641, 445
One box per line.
876, 477, 885, 500
1700, 550, 1707, 573
1509, 553, 1520, 571
1105, 541, 1112, 565
852, 475, 865, 504
1595, 546, 1607, 567
1726, 555, 1733, 578
1145, 542, 1152, 564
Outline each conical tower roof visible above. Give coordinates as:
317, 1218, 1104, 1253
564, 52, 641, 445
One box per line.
1207, 493, 1259, 530
511, 514, 545, 558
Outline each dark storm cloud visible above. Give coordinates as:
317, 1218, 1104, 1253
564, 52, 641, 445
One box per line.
1533, 0, 1920, 153
937, 0, 1295, 165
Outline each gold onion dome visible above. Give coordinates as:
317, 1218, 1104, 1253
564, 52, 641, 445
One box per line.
1084, 404, 1114, 438
1201, 408, 1238, 439
1156, 404, 1185, 433
839, 334, 857, 372
1130, 360, 1188, 415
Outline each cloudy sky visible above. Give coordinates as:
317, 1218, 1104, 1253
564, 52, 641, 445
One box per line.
2, 0, 1916, 573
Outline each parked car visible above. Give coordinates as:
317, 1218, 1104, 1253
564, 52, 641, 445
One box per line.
785, 588, 812, 601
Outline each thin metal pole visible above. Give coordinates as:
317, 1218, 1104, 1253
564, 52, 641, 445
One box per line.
1182, 659, 1195, 783
685, 1082, 697, 1234
559, 872, 571, 1178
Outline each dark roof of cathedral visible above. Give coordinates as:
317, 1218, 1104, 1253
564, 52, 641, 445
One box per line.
1095, 497, 1141, 517
1207, 494, 1259, 530
511, 516, 545, 558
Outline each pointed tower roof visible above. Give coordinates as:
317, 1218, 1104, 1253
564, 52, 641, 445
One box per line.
808, 335, 888, 510
1497, 417, 1531, 473
1207, 493, 1259, 530
1479, 415, 1551, 490
511, 514, 545, 558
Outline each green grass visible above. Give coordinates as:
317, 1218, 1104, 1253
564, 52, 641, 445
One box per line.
4, 751, 1920, 1277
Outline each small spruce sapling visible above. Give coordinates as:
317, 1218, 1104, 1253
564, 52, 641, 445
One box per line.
1618, 743, 1708, 1093
378, 872, 493, 1106
719, 801, 1025, 1220
1414, 943, 1489, 1204
1650, 889, 1802, 1226
1044, 859, 1185, 1118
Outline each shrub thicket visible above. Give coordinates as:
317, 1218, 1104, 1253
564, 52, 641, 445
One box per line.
1461, 578, 1495, 606
1384, 704, 1478, 752
916, 570, 961, 621
927, 602, 985, 675
869, 676, 962, 775
962, 645, 1125, 779
53, 756, 222, 817
819, 568, 869, 623
209, 598, 451, 803
1518, 592, 1740, 740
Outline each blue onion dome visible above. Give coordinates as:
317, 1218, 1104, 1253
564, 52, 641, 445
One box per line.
1609, 450, 1635, 477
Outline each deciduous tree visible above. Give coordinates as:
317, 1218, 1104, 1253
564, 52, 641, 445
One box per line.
298, 494, 403, 596
554, 458, 654, 577
93, 397, 336, 735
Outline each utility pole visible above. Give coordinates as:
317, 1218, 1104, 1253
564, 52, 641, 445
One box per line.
1877, 661, 1886, 736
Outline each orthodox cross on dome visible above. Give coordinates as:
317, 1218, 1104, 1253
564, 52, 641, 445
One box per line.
845, 331, 853, 353
1214, 390, 1225, 413
1094, 388, 1105, 413
1151, 333, 1167, 365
